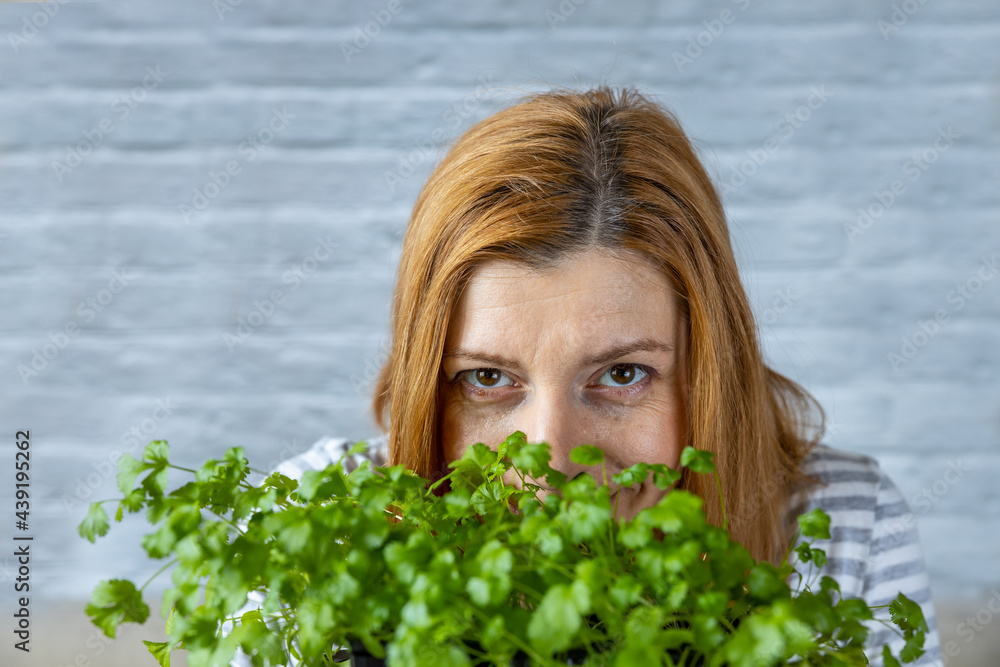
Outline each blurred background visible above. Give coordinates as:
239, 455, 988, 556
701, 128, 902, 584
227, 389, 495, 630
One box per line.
0, 1, 998, 665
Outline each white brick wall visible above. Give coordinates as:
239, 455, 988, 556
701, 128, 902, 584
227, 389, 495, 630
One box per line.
0, 0, 997, 634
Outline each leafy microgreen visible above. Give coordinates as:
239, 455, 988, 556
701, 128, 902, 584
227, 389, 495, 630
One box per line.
80, 432, 927, 666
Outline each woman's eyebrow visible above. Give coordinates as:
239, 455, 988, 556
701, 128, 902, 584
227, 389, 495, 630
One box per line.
443, 337, 674, 372
582, 338, 674, 367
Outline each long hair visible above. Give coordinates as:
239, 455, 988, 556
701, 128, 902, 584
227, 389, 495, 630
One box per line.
371, 84, 824, 566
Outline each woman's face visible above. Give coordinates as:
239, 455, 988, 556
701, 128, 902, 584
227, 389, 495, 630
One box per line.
439, 247, 688, 522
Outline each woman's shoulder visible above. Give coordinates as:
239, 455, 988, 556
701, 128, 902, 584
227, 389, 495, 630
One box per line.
786, 442, 887, 513
786, 441, 907, 534
785, 443, 943, 665
270, 432, 389, 479
783, 441, 914, 592
798, 441, 883, 482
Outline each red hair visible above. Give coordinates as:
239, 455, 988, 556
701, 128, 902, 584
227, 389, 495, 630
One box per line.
371, 85, 824, 565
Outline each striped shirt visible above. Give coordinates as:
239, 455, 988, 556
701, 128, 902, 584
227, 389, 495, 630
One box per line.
783, 442, 943, 666
232, 435, 943, 666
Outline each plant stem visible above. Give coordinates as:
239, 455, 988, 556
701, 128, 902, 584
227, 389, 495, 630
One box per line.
139, 557, 179, 593
209, 509, 246, 534
460, 600, 560, 667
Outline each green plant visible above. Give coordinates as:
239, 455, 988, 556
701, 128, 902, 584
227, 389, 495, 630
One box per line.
79, 431, 929, 666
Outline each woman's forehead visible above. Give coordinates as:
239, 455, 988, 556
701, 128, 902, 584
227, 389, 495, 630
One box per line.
469, 248, 665, 286
461, 248, 671, 300
446, 249, 681, 352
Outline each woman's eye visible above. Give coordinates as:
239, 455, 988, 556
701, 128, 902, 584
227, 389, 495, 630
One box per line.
460, 368, 514, 389
595, 364, 648, 388
456, 365, 649, 393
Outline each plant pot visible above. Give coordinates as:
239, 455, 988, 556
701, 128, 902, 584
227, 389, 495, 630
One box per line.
333, 609, 725, 665
341, 636, 706, 666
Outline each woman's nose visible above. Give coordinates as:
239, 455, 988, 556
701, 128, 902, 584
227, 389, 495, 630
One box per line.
522, 391, 593, 486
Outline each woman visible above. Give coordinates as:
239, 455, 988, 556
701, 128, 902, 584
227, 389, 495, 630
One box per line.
264, 85, 943, 665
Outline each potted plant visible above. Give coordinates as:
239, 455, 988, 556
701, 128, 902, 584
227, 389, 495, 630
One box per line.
79, 430, 929, 666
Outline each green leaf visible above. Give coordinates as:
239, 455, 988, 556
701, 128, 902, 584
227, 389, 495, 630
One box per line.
164, 607, 178, 636
297, 469, 330, 502
889, 592, 929, 633
571, 502, 612, 543
620, 520, 652, 550
195, 458, 220, 484
141, 466, 171, 497
78, 502, 110, 543
696, 590, 729, 617
466, 577, 491, 606
609, 574, 643, 608
797, 507, 832, 540
262, 471, 298, 498
882, 644, 903, 667
466, 441, 500, 469
297, 598, 336, 657
231, 611, 286, 666
114, 491, 148, 523
275, 515, 312, 554
143, 640, 172, 667
613, 462, 649, 489
85, 579, 149, 639
569, 444, 604, 466
649, 463, 682, 490
680, 446, 716, 474
345, 440, 369, 458
116, 454, 149, 494
223, 446, 245, 462
900, 631, 926, 663
527, 580, 591, 655
722, 613, 786, 667
144, 440, 170, 466
509, 443, 552, 479
820, 575, 841, 595
477, 539, 513, 574
747, 562, 786, 596
836, 597, 873, 622
162, 582, 201, 618
401, 599, 432, 629
667, 580, 689, 610
637, 489, 705, 534
444, 487, 471, 517
753, 619, 787, 661
620, 605, 695, 663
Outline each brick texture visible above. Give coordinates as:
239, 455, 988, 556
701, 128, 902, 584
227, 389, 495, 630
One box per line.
0, 1, 997, 628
